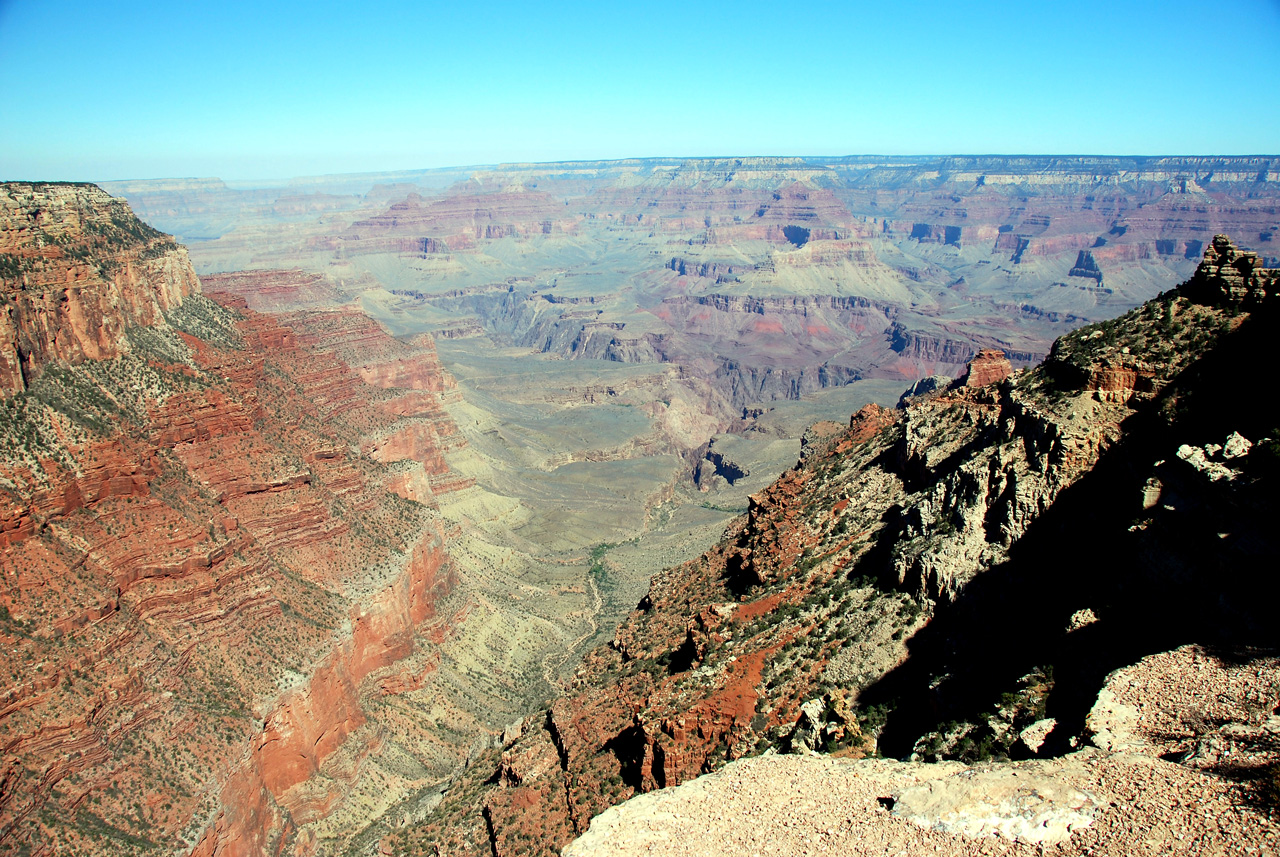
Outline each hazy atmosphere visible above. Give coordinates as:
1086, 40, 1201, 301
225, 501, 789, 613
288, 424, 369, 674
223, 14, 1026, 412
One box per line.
2, 0, 1279, 180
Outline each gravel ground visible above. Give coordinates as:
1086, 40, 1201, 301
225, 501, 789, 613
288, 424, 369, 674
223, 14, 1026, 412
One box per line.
564, 646, 1280, 857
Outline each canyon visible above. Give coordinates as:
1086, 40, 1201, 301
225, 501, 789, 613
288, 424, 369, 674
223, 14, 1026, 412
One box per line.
104, 156, 1280, 500
390, 235, 1280, 856
0, 158, 1277, 856
104, 156, 1280, 582
0, 183, 617, 856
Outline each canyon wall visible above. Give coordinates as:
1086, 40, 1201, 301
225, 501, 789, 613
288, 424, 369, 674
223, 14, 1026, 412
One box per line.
390, 237, 1280, 856
0, 183, 200, 394
103, 158, 1279, 442
0, 184, 473, 856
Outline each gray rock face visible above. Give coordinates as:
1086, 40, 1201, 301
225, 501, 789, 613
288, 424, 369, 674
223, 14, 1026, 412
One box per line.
786, 698, 827, 753
887, 386, 1102, 600
896, 374, 955, 408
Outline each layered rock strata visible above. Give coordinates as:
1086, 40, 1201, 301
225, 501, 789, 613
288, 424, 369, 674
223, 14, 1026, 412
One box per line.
390, 236, 1280, 856
0, 185, 470, 856
1181, 233, 1280, 306
0, 182, 199, 394
109, 157, 1280, 420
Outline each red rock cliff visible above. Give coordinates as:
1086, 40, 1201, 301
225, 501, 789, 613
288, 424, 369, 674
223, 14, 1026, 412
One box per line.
0, 182, 199, 394
0, 188, 470, 856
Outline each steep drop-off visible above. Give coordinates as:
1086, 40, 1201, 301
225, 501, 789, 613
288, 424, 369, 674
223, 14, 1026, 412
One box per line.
0, 182, 200, 394
0, 184, 474, 856
390, 236, 1280, 856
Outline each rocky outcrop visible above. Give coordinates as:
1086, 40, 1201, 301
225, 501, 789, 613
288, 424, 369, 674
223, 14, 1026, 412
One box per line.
848, 402, 899, 442
888, 324, 1038, 368
907, 222, 965, 246
896, 374, 954, 407
1173, 430, 1254, 483
890, 761, 1097, 843
0, 182, 199, 395
562, 645, 1280, 857
390, 236, 1280, 857
1068, 249, 1104, 283
959, 349, 1011, 387
667, 257, 742, 283
693, 441, 749, 489
1181, 233, 1280, 306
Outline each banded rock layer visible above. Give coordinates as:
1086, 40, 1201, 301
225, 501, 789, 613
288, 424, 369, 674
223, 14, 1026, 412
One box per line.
0, 183, 199, 394
0, 184, 472, 857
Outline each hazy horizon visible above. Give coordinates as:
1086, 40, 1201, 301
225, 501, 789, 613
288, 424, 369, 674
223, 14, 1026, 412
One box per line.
3, 0, 1279, 182
36, 151, 1280, 189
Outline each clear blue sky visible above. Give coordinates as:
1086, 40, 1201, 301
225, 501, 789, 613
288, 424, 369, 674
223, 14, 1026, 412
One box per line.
2, 0, 1278, 181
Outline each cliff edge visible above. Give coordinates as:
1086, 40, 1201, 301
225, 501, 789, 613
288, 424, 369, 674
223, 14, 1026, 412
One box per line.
0, 182, 199, 394
391, 235, 1280, 856
0, 184, 470, 857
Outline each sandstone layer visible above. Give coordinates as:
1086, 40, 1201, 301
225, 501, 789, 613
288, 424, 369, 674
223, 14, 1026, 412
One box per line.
1, 182, 199, 394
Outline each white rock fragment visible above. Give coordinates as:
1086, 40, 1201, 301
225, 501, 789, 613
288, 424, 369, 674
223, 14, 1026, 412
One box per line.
1176, 444, 1235, 482
1068, 608, 1099, 631
1019, 718, 1057, 753
891, 762, 1096, 844
1222, 431, 1252, 459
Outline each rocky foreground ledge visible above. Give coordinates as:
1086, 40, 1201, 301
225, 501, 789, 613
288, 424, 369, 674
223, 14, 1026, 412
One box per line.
391, 235, 1279, 856
565, 645, 1280, 857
